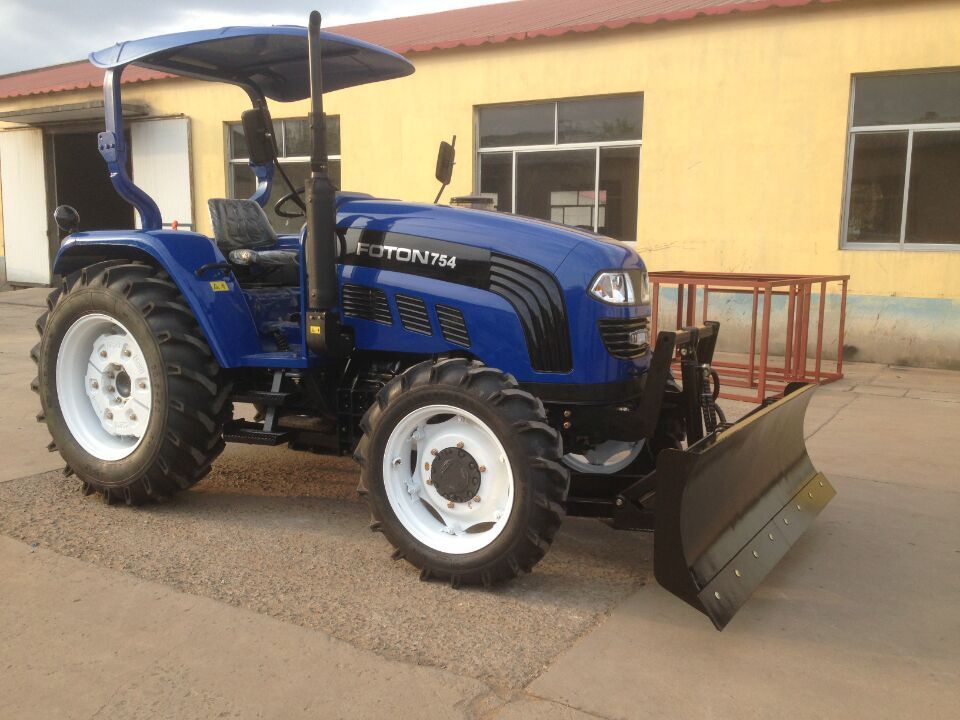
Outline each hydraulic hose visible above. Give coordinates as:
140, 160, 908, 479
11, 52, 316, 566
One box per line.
700, 366, 726, 432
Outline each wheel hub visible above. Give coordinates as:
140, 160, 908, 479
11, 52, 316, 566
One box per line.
431, 447, 481, 503
115, 368, 132, 398
83, 331, 150, 439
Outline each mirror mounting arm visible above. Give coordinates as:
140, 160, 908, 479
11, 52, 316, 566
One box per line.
241, 88, 277, 208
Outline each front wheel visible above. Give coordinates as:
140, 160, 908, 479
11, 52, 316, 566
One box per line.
33, 261, 230, 504
355, 359, 568, 586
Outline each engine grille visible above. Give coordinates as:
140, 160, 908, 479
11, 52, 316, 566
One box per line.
436, 305, 470, 347
598, 317, 650, 359
342, 284, 392, 325
395, 294, 432, 335
489, 254, 572, 373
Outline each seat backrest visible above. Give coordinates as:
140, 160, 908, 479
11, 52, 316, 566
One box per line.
208, 198, 277, 252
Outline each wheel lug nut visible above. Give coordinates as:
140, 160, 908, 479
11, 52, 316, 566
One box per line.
122, 348, 131, 357
107, 385, 115, 393
99, 350, 107, 358
456, 441, 464, 449
105, 410, 113, 420
447, 501, 455, 509
430, 449, 438, 456
138, 381, 146, 390
424, 462, 430, 471
129, 413, 137, 421
91, 381, 99, 389
426, 478, 433, 485
473, 495, 481, 503
479, 465, 486, 473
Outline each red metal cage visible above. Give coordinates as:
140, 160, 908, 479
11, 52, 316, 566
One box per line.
649, 271, 850, 403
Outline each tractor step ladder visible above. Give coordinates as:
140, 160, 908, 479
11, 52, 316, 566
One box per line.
230, 389, 292, 406
222, 420, 290, 446
223, 370, 291, 446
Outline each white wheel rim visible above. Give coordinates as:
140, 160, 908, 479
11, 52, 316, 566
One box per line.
55, 313, 153, 461
563, 439, 645, 475
382, 404, 514, 555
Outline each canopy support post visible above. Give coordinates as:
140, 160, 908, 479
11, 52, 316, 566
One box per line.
243, 88, 275, 209
98, 67, 163, 231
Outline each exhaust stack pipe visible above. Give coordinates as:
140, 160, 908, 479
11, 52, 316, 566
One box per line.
305, 10, 350, 355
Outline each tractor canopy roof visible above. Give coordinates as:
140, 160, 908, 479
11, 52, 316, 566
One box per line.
89, 26, 414, 102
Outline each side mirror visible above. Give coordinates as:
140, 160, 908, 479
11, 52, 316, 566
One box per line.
241, 107, 278, 166
435, 138, 456, 186
434, 136, 457, 204
54, 205, 80, 235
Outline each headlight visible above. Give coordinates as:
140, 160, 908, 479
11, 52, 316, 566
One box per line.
637, 269, 651, 305
589, 270, 651, 305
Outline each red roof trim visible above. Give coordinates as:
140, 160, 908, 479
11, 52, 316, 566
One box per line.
0, 0, 845, 101
388, 0, 844, 54
0, 64, 171, 101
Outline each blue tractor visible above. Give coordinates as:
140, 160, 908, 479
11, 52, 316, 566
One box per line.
33, 14, 834, 628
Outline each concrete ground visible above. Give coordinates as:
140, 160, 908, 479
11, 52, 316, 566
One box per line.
1, 286, 958, 719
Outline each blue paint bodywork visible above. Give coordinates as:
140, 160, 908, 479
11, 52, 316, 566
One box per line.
67, 25, 650, 388
248, 163, 275, 209
55, 198, 651, 385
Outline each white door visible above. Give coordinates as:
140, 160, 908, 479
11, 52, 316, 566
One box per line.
0, 128, 50, 284
130, 118, 194, 230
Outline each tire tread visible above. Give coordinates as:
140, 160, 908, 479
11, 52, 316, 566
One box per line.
356, 357, 568, 587
32, 260, 227, 505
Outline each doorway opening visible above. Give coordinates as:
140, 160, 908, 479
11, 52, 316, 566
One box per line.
51, 131, 133, 231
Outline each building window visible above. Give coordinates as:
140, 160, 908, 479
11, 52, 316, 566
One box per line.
228, 116, 341, 233
477, 95, 643, 241
843, 70, 960, 249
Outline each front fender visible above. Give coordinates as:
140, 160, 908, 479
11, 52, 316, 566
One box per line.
54, 230, 262, 368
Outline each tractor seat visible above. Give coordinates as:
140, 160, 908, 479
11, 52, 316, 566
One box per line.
208, 198, 298, 268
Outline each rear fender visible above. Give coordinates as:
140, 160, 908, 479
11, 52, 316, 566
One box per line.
54, 230, 264, 368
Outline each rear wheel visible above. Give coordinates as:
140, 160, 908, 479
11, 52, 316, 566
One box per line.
33, 261, 230, 504
356, 358, 568, 586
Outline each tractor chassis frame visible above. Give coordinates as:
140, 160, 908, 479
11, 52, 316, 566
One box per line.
561, 322, 723, 530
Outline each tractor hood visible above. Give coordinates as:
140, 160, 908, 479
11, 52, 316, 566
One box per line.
336, 198, 639, 274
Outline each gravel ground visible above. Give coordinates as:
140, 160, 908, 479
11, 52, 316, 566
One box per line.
0, 443, 649, 689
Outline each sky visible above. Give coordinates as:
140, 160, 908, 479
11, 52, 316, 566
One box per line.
0, 0, 507, 75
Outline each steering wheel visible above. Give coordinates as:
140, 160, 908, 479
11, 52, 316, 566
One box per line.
275, 187, 306, 218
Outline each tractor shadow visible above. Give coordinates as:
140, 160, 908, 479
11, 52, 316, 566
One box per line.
0, 443, 650, 689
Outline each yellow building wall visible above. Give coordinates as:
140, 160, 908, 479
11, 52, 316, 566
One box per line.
1, 0, 959, 299
0, 169, 5, 258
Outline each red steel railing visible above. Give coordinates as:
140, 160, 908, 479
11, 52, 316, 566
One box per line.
649, 271, 850, 403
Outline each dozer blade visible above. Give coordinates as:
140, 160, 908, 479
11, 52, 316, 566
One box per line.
653, 383, 835, 630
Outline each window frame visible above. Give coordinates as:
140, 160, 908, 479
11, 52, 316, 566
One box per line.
474, 95, 643, 239
841, 70, 960, 252
225, 116, 342, 198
